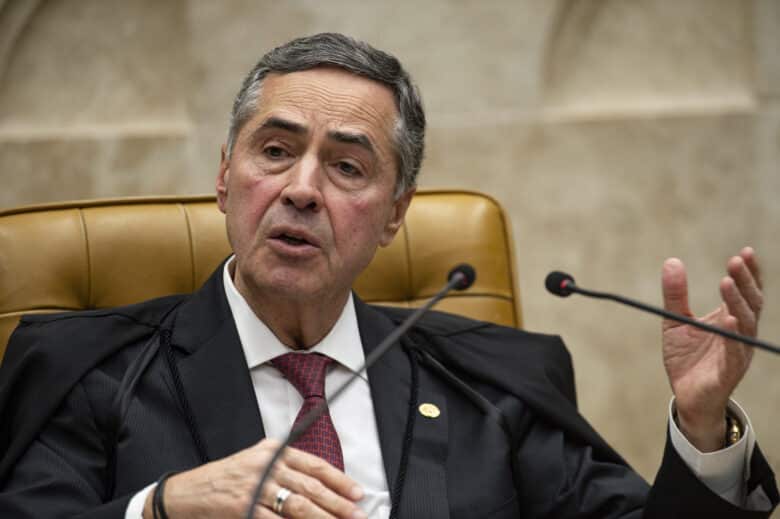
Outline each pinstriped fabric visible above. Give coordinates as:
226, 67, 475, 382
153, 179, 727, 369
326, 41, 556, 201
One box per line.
271, 353, 344, 471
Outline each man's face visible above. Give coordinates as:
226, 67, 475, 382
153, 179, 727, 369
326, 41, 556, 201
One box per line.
217, 67, 414, 304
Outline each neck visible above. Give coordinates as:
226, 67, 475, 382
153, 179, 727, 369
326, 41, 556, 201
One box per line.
230, 263, 350, 350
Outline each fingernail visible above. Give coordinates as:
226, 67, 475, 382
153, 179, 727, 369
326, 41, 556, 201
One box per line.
352, 510, 368, 519
350, 485, 364, 500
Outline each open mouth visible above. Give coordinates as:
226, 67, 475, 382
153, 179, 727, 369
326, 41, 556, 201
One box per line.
274, 232, 313, 247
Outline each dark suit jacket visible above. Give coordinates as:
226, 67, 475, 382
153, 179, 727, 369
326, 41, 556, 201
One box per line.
0, 265, 776, 518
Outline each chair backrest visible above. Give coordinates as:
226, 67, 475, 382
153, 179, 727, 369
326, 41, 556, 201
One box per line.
0, 189, 522, 360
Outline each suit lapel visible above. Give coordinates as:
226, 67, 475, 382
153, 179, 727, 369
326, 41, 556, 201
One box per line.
355, 298, 451, 519
355, 298, 409, 490
165, 264, 265, 462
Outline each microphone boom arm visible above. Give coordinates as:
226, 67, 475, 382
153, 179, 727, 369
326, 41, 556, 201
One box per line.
567, 282, 780, 355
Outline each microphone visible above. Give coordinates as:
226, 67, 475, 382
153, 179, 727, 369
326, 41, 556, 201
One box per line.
245, 263, 477, 519
544, 271, 780, 355
449, 263, 476, 290
545, 271, 575, 297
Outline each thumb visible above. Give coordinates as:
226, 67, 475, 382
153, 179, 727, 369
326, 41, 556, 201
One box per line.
662, 258, 693, 329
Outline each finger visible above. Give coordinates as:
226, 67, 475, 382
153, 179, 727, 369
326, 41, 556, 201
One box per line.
260, 481, 337, 519
739, 246, 763, 290
255, 505, 283, 519
283, 449, 363, 502
721, 312, 754, 361
720, 277, 757, 337
273, 491, 341, 519
248, 441, 363, 517
662, 258, 693, 330
726, 255, 763, 316
274, 464, 364, 518
257, 481, 288, 514
723, 312, 738, 331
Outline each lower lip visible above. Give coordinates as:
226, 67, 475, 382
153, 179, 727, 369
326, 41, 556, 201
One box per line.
267, 237, 320, 258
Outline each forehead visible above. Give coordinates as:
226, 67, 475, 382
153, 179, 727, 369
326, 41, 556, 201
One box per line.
249, 68, 398, 145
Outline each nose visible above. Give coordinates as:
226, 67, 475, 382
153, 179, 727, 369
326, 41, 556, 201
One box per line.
280, 157, 324, 212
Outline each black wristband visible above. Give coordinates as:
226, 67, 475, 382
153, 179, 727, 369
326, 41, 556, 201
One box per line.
153, 471, 179, 519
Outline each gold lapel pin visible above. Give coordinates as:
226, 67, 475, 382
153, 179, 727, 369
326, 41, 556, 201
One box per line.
418, 403, 441, 418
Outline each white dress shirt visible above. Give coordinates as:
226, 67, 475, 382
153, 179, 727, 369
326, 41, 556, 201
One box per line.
222, 260, 391, 518
126, 257, 759, 517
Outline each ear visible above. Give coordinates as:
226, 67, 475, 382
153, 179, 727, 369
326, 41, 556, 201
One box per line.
379, 187, 415, 247
216, 144, 230, 214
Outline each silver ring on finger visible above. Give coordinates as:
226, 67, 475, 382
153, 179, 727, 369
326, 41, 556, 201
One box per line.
274, 487, 292, 515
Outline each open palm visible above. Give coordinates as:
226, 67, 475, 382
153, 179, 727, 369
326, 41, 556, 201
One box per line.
661, 248, 762, 451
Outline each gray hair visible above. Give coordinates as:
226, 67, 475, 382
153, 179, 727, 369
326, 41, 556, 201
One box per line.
225, 33, 426, 196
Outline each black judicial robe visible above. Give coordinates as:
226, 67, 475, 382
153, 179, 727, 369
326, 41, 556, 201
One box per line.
0, 265, 777, 518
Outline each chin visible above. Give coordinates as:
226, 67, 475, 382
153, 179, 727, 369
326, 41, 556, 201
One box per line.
238, 255, 351, 302
256, 272, 329, 300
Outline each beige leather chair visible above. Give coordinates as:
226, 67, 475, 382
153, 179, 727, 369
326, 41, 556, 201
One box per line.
0, 189, 522, 361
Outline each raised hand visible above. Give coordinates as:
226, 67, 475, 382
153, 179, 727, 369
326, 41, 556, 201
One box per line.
661, 247, 762, 452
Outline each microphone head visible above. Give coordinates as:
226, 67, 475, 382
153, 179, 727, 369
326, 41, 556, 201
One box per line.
448, 263, 476, 291
545, 271, 575, 297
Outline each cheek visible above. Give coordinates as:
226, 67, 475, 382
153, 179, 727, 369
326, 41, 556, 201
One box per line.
228, 178, 280, 236
341, 198, 392, 245
346, 199, 379, 232
242, 174, 283, 208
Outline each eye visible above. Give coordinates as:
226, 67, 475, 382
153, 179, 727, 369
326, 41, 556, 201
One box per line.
336, 161, 362, 177
263, 145, 290, 160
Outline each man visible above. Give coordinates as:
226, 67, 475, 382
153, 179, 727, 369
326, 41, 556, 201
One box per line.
0, 33, 776, 518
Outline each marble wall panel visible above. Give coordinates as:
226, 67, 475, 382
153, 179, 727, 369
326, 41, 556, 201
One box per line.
0, 136, 193, 208
0, 0, 189, 130
0, 1, 42, 83
756, 0, 780, 98
93, 136, 193, 197
185, 124, 228, 193
544, 0, 754, 118
0, 139, 104, 207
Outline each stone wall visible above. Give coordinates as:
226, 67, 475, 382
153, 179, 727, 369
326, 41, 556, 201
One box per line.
1, 0, 778, 498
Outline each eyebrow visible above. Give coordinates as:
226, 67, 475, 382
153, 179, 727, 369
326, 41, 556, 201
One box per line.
259, 116, 307, 135
327, 130, 375, 155
250, 116, 376, 156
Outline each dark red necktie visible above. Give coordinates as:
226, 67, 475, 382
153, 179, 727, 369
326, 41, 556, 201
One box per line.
271, 352, 345, 471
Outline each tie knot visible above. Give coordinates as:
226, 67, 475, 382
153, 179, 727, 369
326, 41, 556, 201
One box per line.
271, 352, 333, 398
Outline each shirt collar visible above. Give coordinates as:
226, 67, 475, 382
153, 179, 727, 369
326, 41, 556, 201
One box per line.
222, 257, 367, 379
